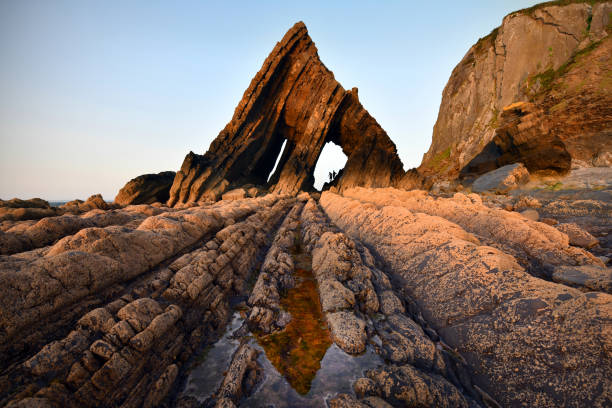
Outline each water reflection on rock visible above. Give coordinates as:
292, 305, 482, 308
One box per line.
181, 313, 244, 403
243, 342, 382, 407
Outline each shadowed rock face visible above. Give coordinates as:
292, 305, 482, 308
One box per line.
460, 102, 572, 178
115, 171, 176, 205
167, 22, 405, 206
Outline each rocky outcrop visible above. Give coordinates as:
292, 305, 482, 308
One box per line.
215, 344, 262, 407
460, 102, 572, 178
0, 205, 159, 255
422, 1, 612, 179
167, 22, 406, 206
1, 194, 294, 407
471, 162, 530, 193
321, 189, 612, 407
114, 171, 176, 206
60, 194, 113, 214
0, 198, 58, 222
247, 200, 305, 333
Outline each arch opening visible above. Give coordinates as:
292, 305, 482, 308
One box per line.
313, 142, 348, 191
267, 139, 288, 183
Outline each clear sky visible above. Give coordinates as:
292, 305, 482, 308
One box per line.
0, 0, 542, 200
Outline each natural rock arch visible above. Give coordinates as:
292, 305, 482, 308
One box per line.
167, 22, 409, 206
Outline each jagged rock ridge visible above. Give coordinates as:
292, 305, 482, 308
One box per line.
167, 22, 409, 206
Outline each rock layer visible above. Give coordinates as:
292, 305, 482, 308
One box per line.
321, 189, 612, 407
167, 22, 405, 205
422, 1, 612, 179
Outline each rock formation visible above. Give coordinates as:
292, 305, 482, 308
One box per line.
2, 4, 611, 408
460, 102, 572, 178
421, 1, 612, 179
115, 171, 176, 205
321, 188, 611, 407
166, 22, 406, 206
0, 198, 59, 222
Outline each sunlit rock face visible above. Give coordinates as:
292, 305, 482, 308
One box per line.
421, 1, 612, 180
167, 22, 407, 206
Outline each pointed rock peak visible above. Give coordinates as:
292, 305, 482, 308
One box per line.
167, 22, 415, 206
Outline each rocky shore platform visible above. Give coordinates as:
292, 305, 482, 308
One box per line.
0, 180, 609, 407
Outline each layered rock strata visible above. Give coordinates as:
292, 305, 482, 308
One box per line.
300, 199, 481, 406
321, 189, 612, 407
247, 199, 306, 333
422, 1, 612, 179
166, 22, 406, 205
1, 194, 296, 407
343, 187, 605, 281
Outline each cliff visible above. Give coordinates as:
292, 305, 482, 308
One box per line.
421, 1, 612, 179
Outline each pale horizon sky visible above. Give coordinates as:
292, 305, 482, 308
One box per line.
0, 0, 542, 200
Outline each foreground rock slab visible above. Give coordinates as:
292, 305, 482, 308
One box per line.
321, 189, 612, 408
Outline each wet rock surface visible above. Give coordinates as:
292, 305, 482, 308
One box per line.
1, 194, 296, 407
2, 186, 609, 407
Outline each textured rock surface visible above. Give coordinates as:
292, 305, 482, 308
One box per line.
421, 1, 612, 179
114, 171, 176, 205
0, 204, 162, 255
471, 162, 530, 193
167, 22, 406, 205
0, 198, 59, 222
461, 102, 572, 178
60, 194, 112, 214
247, 200, 305, 333
0, 194, 294, 407
216, 344, 262, 406
321, 189, 612, 407
343, 187, 604, 275
556, 222, 600, 248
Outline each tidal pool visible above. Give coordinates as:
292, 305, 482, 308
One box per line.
181, 312, 245, 403
181, 225, 382, 407
254, 266, 332, 395
243, 342, 382, 407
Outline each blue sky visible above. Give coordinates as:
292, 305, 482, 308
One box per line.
0, 0, 542, 200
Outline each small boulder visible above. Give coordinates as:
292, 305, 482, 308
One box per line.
552, 265, 612, 293
222, 188, 247, 201
326, 311, 367, 354
556, 223, 599, 249
471, 163, 529, 194
520, 209, 539, 221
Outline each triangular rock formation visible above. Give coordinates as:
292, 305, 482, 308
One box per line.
168, 22, 409, 206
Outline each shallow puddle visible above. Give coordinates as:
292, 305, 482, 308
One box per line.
181, 225, 382, 406
244, 342, 382, 407
255, 266, 332, 395
181, 312, 245, 402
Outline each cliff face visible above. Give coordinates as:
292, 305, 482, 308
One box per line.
421, 1, 612, 179
167, 22, 406, 206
